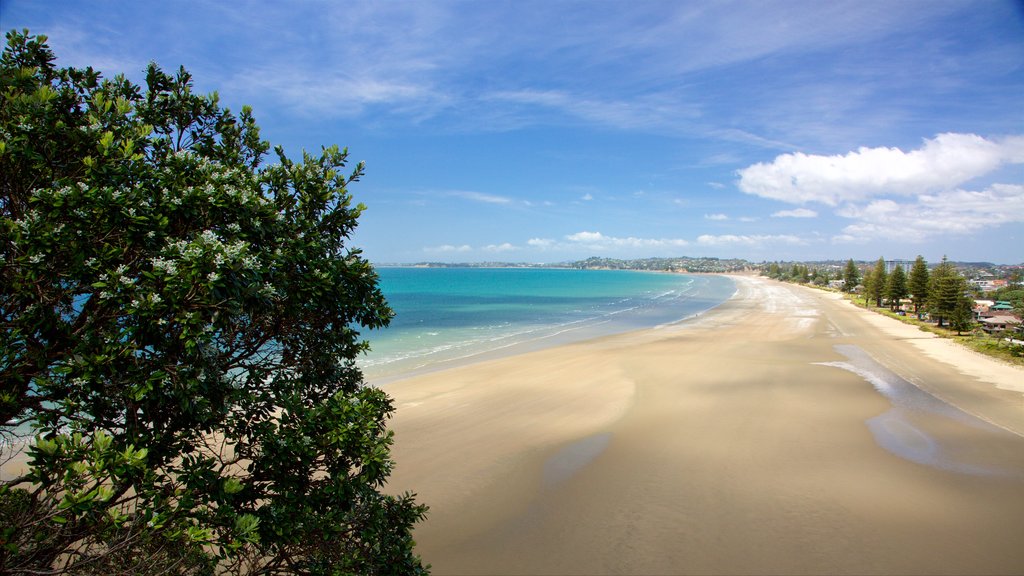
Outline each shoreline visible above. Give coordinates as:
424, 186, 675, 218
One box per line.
366, 271, 738, 387
384, 274, 1024, 574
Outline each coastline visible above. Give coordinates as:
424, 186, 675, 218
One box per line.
365, 269, 736, 386
384, 274, 1024, 574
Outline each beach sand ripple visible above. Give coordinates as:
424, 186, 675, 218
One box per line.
385, 276, 1024, 574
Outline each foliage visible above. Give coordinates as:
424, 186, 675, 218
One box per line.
908, 255, 929, 316
927, 256, 969, 330
868, 257, 887, 308
1, 30, 427, 574
886, 264, 908, 311
843, 259, 859, 292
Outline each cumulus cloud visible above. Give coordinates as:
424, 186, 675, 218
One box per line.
528, 231, 689, 252
564, 231, 689, 249
483, 242, 517, 252
771, 208, 818, 218
737, 132, 1024, 244
696, 234, 804, 247
737, 133, 1024, 206
425, 244, 472, 253
833, 183, 1024, 243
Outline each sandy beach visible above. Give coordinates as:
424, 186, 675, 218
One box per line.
384, 275, 1024, 575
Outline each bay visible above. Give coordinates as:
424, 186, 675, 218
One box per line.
358, 268, 736, 383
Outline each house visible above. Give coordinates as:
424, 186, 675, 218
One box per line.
979, 315, 1022, 335
973, 299, 995, 320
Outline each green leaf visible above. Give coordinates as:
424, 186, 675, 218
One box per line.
99, 130, 114, 152
223, 477, 244, 495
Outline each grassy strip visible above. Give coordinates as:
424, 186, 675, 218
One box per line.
837, 291, 1024, 367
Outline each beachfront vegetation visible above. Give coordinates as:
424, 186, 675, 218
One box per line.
909, 256, 930, 316
843, 259, 859, 292
885, 264, 908, 312
0, 30, 426, 574
759, 255, 1024, 363
864, 257, 887, 308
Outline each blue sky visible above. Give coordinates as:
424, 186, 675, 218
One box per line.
3, 1, 1023, 264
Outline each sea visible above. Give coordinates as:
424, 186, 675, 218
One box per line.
358, 267, 736, 383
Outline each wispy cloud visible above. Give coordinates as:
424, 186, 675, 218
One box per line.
525, 231, 689, 253
696, 234, 805, 247
564, 231, 689, 250
446, 190, 515, 205
704, 213, 729, 221
484, 89, 700, 132
833, 183, 1024, 243
772, 208, 817, 218
425, 244, 472, 253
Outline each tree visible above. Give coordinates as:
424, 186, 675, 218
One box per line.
886, 264, 908, 311
862, 267, 875, 306
927, 256, 965, 329
1, 30, 427, 574
949, 292, 975, 335
869, 257, 887, 308
909, 255, 929, 317
843, 259, 859, 292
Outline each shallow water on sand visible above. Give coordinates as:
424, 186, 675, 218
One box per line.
361, 268, 735, 382
817, 344, 1020, 476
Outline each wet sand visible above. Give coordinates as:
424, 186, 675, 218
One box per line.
384, 275, 1024, 575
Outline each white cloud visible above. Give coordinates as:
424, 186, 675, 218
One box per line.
485, 88, 700, 132
425, 244, 472, 253
483, 242, 517, 252
833, 183, 1024, 243
771, 208, 818, 218
696, 234, 804, 247
565, 231, 688, 249
737, 133, 1024, 206
446, 190, 514, 205
581, 193, 594, 201
528, 231, 689, 252
704, 213, 729, 221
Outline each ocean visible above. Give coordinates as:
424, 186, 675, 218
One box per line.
358, 268, 736, 383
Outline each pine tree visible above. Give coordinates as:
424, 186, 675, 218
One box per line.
843, 259, 860, 292
886, 264, 908, 311
928, 256, 962, 328
909, 255, 929, 317
870, 257, 887, 308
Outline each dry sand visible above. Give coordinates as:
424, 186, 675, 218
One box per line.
384, 275, 1024, 575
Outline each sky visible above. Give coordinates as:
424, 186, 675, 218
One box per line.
3, 1, 1023, 264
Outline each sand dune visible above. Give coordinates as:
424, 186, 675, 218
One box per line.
385, 275, 1024, 575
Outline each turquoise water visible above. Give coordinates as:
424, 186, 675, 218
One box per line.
358, 268, 735, 382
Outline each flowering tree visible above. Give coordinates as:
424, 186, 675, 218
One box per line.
0, 30, 427, 574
